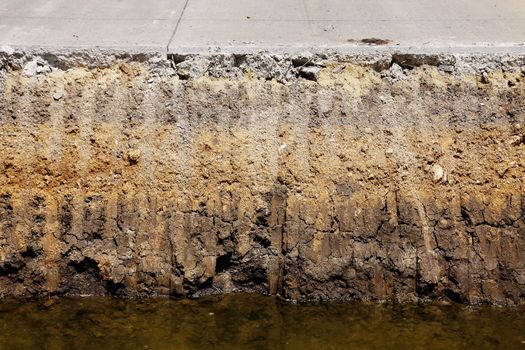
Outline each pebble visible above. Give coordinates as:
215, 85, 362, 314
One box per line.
389, 63, 405, 80
432, 164, 446, 183
438, 218, 452, 229
481, 71, 490, 84
23, 60, 38, 77
127, 149, 141, 165
53, 91, 64, 101
22, 58, 51, 77
120, 64, 132, 75
299, 66, 321, 81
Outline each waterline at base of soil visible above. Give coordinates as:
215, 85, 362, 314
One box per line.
1, 293, 524, 350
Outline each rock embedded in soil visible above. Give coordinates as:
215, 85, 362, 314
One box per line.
432, 165, 446, 183
0, 49, 524, 306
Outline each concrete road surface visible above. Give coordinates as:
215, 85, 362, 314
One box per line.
0, 0, 524, 53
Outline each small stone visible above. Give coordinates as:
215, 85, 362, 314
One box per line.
389, 63, 405, 80
23, 60, 38, 77
432, 164, 445, 183
127, 149, 141, 165
438, 218, 452, 229
299, 66, 321, 81
23, 59, 51, 76
175, 56, 210, 80
385, 147, 394, 155
481, 71, 490, 84
177, 69, 190, 80
53, 91, 64, 101
120, 64, 132, 75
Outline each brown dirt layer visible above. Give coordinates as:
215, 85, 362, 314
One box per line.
0, 51, 524, 305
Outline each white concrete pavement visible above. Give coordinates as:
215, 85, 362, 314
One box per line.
0, 0, 524, 53
0, 0, 186, 50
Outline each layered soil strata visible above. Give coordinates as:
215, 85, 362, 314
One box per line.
0, 50, 524, 305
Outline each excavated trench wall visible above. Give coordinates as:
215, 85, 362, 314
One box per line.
0, 50, 524, 305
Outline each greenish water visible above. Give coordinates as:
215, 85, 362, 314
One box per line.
0, 294, 524, 350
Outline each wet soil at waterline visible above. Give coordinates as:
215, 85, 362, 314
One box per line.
1, 294, 524, 350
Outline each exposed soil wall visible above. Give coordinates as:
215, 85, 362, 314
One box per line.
0, 50, 524, 305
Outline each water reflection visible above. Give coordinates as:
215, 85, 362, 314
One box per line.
0, 294, 524, 350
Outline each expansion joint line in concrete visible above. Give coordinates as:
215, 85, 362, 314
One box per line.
167, 0, 191, 53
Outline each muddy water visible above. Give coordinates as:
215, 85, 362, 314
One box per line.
0, 294, 524, 350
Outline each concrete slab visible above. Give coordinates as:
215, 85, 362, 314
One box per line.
0, 0, 186, 51
0, 0, 524, 54
168, 0, 525, 54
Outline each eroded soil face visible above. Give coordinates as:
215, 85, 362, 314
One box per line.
0, 52, 524, 305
